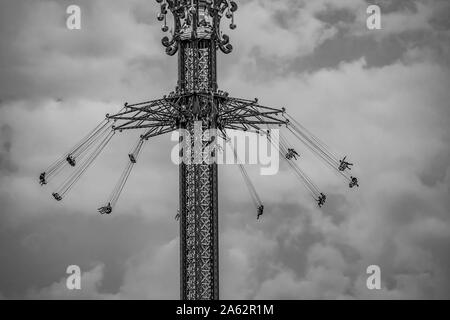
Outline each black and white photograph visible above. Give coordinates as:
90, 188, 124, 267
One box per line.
0, 0, 449, 309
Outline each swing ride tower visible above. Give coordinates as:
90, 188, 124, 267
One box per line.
39, 0, 359, 301
173, 0, 222, 301
151, 0, 287, 299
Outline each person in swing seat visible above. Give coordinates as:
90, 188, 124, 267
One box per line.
286, 148, 299, 160
338, 156, 353, 172
39, 172, 47, 185
98, 203, 112, 214
349, 176, 359, 188
257, 205, 264, 220
66, 155, 76, 167
317, 193, 326, 207
52, 192, 62, 201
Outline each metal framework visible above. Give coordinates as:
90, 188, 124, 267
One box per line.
39, 0, 358, 301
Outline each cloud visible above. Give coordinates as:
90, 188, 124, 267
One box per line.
0, 0, 172, 103
116, 238, 179, 299
0, 124, 18, 174
216, 54, 450, 299
28, 264, 118, 299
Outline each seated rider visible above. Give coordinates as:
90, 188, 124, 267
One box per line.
339, 156, 353, 172
257, 205, 264, 220
349, 176, 359, 188
317, 193, 326, 207
39, 172, 47, 185
286, 148, 299, 160
66, 155, 76, 167
128, 153, 137, 164
98, 203, 112, 215
52, 192, 62, 201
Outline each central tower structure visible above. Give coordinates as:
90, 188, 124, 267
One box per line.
177, 17, 220, 301
159, 0, 237, 300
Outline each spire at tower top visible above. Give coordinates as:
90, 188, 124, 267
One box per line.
156, 0, 238, 55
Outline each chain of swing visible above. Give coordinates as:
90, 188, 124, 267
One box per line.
283, 113, 359, 189
98, 136, 145, 214
39, 114, 147, 214
225, 136, 265, 220
39, 118, 112, 187
38, 109, 359, 218
220, 110, 360, 215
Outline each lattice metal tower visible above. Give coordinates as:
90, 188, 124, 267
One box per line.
153, 0, 285, 300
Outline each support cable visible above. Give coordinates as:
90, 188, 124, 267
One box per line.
223, 135, 264, 219
285, 113, 340, 163
267, 132, 322, 201
286, 126, 351, 182
98, 136, 146, 214
52, 130, 115, 201
39, 118, 112, 186
283, 113, 359, 189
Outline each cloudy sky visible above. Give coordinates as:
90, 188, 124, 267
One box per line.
0, 0, 449, 299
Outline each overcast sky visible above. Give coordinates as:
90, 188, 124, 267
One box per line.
0, 0, 449, 299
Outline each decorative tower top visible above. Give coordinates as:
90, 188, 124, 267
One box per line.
156, 0, 238, 55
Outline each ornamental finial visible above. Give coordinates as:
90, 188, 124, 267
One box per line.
156, 0, 238, 55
